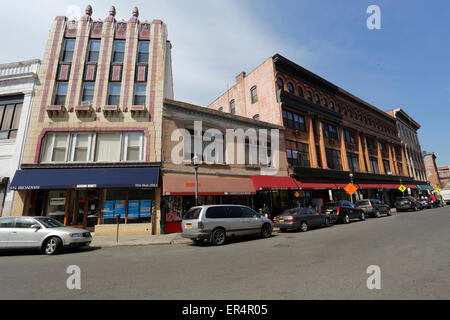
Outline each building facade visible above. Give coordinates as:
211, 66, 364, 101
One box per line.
0, 59, 40, 216
209, 54, 421, 207
437, 166, 450, 189
9, 6, 173, 235
386, 108, 427, 182
423, 152, 442, 189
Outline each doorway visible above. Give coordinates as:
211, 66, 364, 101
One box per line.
70, 189, 99, 231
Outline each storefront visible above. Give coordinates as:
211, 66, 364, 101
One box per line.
9, 167, 160, 233
162, 173, 256, 233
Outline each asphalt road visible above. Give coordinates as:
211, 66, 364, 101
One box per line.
1, 206, 449, 300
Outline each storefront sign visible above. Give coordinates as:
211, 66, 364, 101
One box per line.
115, 200, 126, 216
49, 197, 66, 206
103, 201, 115, 218
140, 200, 152, 217
128, 200, 140, 218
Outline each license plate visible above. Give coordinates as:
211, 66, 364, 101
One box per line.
279, 219, 284, 222
362, 208, 366, 210
186, 223, 192, 228
326, 210, 332, 214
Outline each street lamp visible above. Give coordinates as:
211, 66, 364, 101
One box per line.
193, 155, 200, 206
349, 173, 354, 204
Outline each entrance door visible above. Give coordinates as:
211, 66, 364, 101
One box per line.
70, 190, 99, 231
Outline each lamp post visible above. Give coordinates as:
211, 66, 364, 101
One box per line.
349, 173, 354, 204
193, 155, 200, 206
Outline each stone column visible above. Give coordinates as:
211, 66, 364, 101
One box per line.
339, 127, 349, 171
356, 132, 367, 172
388, 143, 395, 175
306, 114, 318, 168
376, 139, 385, 175
364, 136, 372, 173
152, 187, 162, 235
317, 119, 328, 169
391, 144, 399, 175
401, 145, 408, 177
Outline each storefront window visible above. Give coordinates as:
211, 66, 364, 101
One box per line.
46, 190, 67, 223
101, 189, 153, 224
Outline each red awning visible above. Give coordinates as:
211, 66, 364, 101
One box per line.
334, 183, 350, 189
357, 183, 382, 189
404, 184, 417, 189
379, 184, 398, 189
250, 176, 300, 191
297, 181, 337, 190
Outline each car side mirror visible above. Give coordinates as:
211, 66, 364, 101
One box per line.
31, 224, 41, 230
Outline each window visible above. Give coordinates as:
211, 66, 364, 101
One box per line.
71, 133, 91, 162
282, 110, 306, 131
322, 123, 339, 141
347, 152, 359, 172
0, 101, 22, 140
81, 82, 95, 104
343, 129, 356, 144
230, 100, 235, 115
14, 217, 37, 229
87, 39, 101, 63
112, 40, 126, 63
137, 41, 150, 64
252, 114, 260, 121
95, 133, 121, 162
325, 148, 342, 170
348, 109, 353, 118
206, 206, 229, 219
307, 91, 312, 101
343, 106, 347, 115
0, 218, 14, 228
370, 157, 378, 173
54, 82, 68, 105
288, 82, 294, 93
250, 86, 258, 103
330, 101, 335, 111
108, 83, 121, 105
218, 107, 223, 112
277, 78, 284, 91
124, 132, 143, 161
366, 137, 376, 150
62, 39, 75, 63
286, 141, 310, 167
134, 83, 147, 105
337, 104, 341, 113
298, 86, 304, 97
383, 159, 391, 173
315, 94, 320, 104
323, 98, 328, 107
41, 133, 69, 162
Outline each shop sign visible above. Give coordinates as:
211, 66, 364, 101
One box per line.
102, 201, 115, 218
49, 198, 66, 206
114, 200, 126, 216
128, 200, 140, 218
140, 200, 152, 217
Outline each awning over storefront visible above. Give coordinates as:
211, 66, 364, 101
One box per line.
9, 167, 160, 190
163, 174, 255, 195
379, 184, 399, 189
298, 182, 337, 190
405, 184, 417, 189
250, 176, 300, 191
357, 183, 382, 189
417, 185, 434, 191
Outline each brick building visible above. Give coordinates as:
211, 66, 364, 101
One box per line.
9, 6, 173, 235
437, 166, 450, 189
423, 152, 442, 189
209, 54, 422, 207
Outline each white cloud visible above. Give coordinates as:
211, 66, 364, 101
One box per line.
0, 0, 313, 106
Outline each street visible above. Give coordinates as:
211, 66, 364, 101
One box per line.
1, 206, 449, 300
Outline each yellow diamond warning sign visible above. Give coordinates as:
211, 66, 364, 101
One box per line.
398, 185, 406, 193
344, 183, 358, 196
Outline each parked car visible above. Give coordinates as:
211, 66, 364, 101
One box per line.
181, 205, 273, 246
418, 197, 432, 209
321, 200, 365, 224
394, 196, 422, 212
355, 199, 392, 218
273, 207, 331, 232
0, 216, 92, 255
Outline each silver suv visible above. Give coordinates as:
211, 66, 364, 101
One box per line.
181, 205, 274, 246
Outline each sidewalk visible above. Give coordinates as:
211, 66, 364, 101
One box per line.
91, 232, 192, 248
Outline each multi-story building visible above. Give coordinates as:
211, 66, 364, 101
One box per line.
209, 54, 420, 208
386, 108, 427, 182
437, 166, 450, 189
0, 59, 40, 216
423, 151, 442, 189
9, 6, 173, 235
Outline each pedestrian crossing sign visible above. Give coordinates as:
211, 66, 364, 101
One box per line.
398, 185, 406, 193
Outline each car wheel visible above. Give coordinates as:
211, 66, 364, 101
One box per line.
387, 209, 392, 216
375, 210, 381, 218
360, 212, 366, 221
211, 229, 226, 246
261, 224, 272, 238
43, 237, 62, 255
299, 221, 308, 232
343, 214, 350, 224
324, 218, 331, 227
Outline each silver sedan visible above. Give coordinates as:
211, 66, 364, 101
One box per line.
0, 216, 92, 255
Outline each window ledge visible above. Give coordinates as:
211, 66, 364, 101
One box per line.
47, 105, 66, 117
75, 105, 94, 116
131, 105, 147, 116
103, 105, 121, 116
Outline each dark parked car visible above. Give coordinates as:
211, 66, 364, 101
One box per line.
394, 196, 422, 212
418, 197, 432, 209
273, 207, 331, 232
355, 199, 391, 218
321, 200, 365, 224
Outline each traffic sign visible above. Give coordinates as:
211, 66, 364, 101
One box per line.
398, 185, 406, 193
344, 183, 358, 196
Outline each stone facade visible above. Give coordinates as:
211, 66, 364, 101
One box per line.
423, 152, 442, 189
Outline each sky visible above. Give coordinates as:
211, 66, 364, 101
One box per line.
1, 0, 449, 166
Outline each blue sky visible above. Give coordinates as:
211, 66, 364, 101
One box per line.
1, 0, 449, 165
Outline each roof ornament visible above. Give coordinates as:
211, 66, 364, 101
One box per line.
132, 6, 139, 17
85, 4, 93, 16
109, 5, 116, 17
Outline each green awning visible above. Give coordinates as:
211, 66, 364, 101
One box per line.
417, 185, 434, 191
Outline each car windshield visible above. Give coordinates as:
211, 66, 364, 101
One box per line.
183, 208, 202, 220
356, 200, 370, 206
34, 217, 65, 228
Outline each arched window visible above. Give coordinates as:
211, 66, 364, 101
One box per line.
315, 94, 320, 104
323, 98, 328, 107
343, 107, 347, 115
230, 100, 235, 115
298, 86, 304, 97
288, 82, 294, 94
277, 77, 284, 91
253, 114, 260, 121
337, 104, 341, 113
250, 86, 258, 104
218, 107, 223, 112
307, 91, 312, 101
348, 109, 353, 118
330, 101, 335, 111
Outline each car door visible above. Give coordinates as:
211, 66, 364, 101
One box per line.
226, 206, 247, 237
345, 201, 358, 219
304, 208, 321, 227
0, 217, 16, 249
240, 207, 263, 235
8, 217, 44, 248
